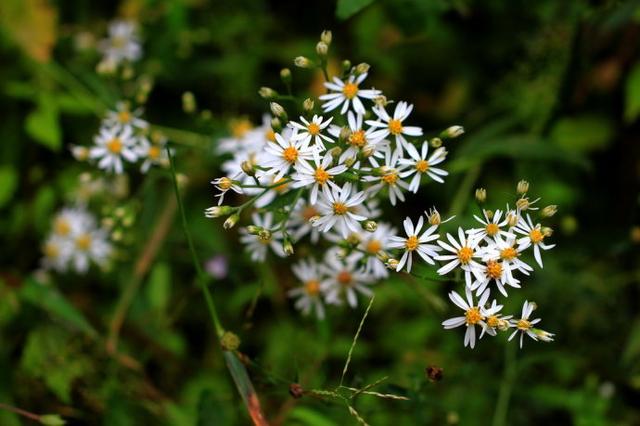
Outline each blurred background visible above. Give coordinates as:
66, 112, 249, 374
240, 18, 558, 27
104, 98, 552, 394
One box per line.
1, 0, 639, 425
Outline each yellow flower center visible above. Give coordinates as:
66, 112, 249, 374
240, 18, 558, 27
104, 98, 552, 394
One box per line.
302, 206, 318, 221
415, 160, 429, 173
283, 146, 299, 163
231, 119, 252, 138
457, 246, 474, 264
117, 110, 131, 123
75, 234, 92, 251
529, 228, 544, 244
314, 168, 331, 185
382, 171, 398, 185
112, 36, 127, 48
266, 129, 277, 142
107, 138, 123, 154
148, 145, 160, 159
366, 239, 382, 254
348, 130, 366, 147
44, 242, 59, 258
485, 223, 499, 236
307, 123, 321, 136
500, 247, 518, 260
342, 82, 358, 99
485, 260, 503, 279
487, 315, 500, 328
333, 202, 348, 215
465, 307, 483, 325
257, 230, 272, 244
54, 219, 71, 236
517, 319, 531, 330
217, 177, 233, 190
273, 178, 289, 193
405, 235, 419, 251
337, 270, 352, 286
305, 279, 321, 296
388, 119, 403, 135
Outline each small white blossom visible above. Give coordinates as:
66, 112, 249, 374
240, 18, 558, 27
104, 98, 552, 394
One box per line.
398, 142, 448, 193
514, 214, 555, 267
442, 287, 492, 349
508, 300, 543, 348
366, 101, 423, 156
261, 132, 317, 181
89, 126, 138, 174
319, 73, 381, 115
321, 248, 375, 308
313, 183, 368, 238
436, 228, 484, 287
239, 213, 285, 262
98, 20, 142, 65
290, 115, 334, 150
287, 258, 328, 319
388, 216, 440, 272
291, 151, 347, 204
103, 102, 148, 132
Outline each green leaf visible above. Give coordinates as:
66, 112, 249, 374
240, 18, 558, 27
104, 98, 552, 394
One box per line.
145, 262, 171, 313
39, 414, 66, 425
25, 94, 61, 151
336, 0, 375, 20
625, 62, 640, 123
20, 278, 97, 338
0, 165, 18, 209
550, 115, 613, 153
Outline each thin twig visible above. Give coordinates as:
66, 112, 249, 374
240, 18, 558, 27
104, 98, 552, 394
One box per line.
0, 402, 43, 423
340, 296, 375, 388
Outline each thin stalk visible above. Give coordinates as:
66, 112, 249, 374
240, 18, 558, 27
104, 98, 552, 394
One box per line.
0, 403, 42, 423
492, 342, 517, 426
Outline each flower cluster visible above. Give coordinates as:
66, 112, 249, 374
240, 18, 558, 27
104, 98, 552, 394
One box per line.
41, 205, 112, 274
98, 20, 142, 70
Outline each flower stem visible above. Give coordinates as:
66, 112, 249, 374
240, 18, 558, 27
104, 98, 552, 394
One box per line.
492, 342, 517, 426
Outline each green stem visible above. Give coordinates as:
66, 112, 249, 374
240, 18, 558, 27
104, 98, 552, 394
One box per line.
492, 342, 517, 426
166, 146, 224, 337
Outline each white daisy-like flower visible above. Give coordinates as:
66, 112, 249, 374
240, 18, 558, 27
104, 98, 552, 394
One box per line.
508, 300, 543, 348
398, 142, 448, 193
217, 117, 268, 155
366, 101, 423, 156
261, 132, 317, 181
514, 214, 556, 268
68, 227, 112, 273
288, 199, 322, 243
321, 249, 376, 308
480, 235, 533, 277
89, 126, 138, 174
319, 73, 381, 115
467, 209, 516, 242
362, 147, 410, 206
290, 115, 334, 150
328, 112, 387, 163
313, 183, 368, 238
211, 174, 243, 206
103, 102, 148, 132
239, 212, 286, 262
479, 300, 512, 339
436, 228, 484, 287
136, 136, 170, 173
388, 216, 440, 272
442, 287, 491, 349
355, 222, 397, 278
291, 151, 348, 204
471, 259, 520, 298
51, 207, 95, 238
41, 235, 71, 272
98, 20, 142, 65
287, 258, 328, 319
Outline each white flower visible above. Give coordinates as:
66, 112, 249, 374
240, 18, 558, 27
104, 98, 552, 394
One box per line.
288, 199, 322, 243
321, 248, 376, 308
388, 216, 440, 272
436, 228, 484, 287
479, 235, 533, 276
239, 213, 285, 262
328, 112, 386, 162
479, 301, 512, 339
362, 147, 410, 206
261, 132, 317, 181
291, 151, 347, 204
319, 73, 381, 115
290, 115, 334, 150
217, 117, 267, 155
398, 142, 448, 193
467, 209, 515, 242
356, 222, 397, 278
514, 214, 555, 267
471, 259, 520, 298
508, 301, 543, 348
313, 183, 368, 238
51, 207, 95, 238
89, 126, 138, 174
41, 235, 71, 272
136, 136, 170, 173
211, 174, 243, 205
366, 101, 423, 156
98, 20, 142, 65
103, 102, 148, 132
287, 258, 328, 319
442, 287, 491, 349
68, 227, 112, 273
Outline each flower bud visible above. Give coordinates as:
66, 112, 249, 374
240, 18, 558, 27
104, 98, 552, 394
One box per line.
355, 62, 370, 75
497, 319, 510, 331
386, 258, 399, 270
344, 156, 356, 168
361, 144, 376, 158
440, 125, 464, 139
517, 180, 529, 195
241, 160, 256, 176
542, 227, 553, 237
364, 220, 377, 232
283, 237, 294, 256
259, 87, 277, 99
426, 208, 441, 226
541, 205, 558, 218
342, 60, 352, 72
271, 117, 282, 132
246, 225, 261, 235
339, 127, 351, 142
320, 30, 332, 45
303, 98, 315, 112
223, 214, 240, 229
534, 329, 555, 342
270, 102, 286, 118
220, 331, 241, 351
182, 91, 196, 113
70, 145, 89, 161
280, 68, 292, 84
316, 41, 328, 57
507, 212, 519, 228
516, 197, 532, 211
373, 95, 388, 107
205, 205, 234, 218
484, 209, 494, 220
475, 188, 487, 203
294, 56, 313, 68
329, 146, 342, 160
111, 229, 123, 242
346, 233, 361, 246
430, 137, 443, 148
